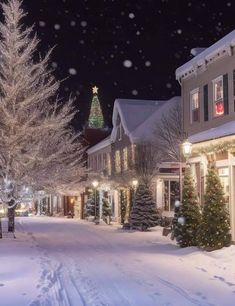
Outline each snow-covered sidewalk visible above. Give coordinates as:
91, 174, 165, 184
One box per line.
1, 217, 235, 306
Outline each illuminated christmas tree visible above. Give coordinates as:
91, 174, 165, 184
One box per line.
88, 86, 104, 128
197, 165, 231, 250
173, 168, 201, 247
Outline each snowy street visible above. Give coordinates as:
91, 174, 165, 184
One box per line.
1, 217, 235, 306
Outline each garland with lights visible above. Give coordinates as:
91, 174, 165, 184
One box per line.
192, 139, 235, 155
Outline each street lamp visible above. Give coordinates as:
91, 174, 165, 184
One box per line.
179, 139, 192, 201
182, 139, 192, 160
132, 179, 138, 189
131, 179, 138, 209
92, 180, 99, 221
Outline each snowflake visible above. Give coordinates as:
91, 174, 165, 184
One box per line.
123, 60, 132, 68
51, 62, 58, 68
54, 24, 61, 30
70, 21, 76, 26
68, 68, 77, 75
177, 29, 182, 34
39, 21, 46, 27
132, 89, 138, 96
81, 21, 87, 27
145, 61, 151, 67
129, 13, 135, 19
166, 83, 172, 88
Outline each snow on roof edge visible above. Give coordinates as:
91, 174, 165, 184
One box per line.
176, 30, 235, 80
87, 136, 111, 154
189, 120, 235, 144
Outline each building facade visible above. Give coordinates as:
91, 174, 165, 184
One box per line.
176, 30, 235, 241
86, 97, 182, 223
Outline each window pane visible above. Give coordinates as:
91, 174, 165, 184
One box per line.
215, 79, 223, 101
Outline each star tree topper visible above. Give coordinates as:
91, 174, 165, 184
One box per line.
92, 86, 98, 95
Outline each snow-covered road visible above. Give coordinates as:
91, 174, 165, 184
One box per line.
1, 217, 235, 306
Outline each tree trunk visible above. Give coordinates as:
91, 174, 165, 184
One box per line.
8, 200, 15, 232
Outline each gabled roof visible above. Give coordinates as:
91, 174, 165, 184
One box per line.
87, 136, 111, 154
111, 97, 181, 143
176, 30, 235, 81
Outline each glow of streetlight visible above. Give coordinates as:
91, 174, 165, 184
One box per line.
92, 180, 99, 188
132, 179, 138, 188
182, 139, 192, 159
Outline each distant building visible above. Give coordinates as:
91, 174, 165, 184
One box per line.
86, 97, 182, 223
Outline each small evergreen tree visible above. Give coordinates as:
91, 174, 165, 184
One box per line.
102, 194, 112, 224
84, 197, 95, 218
129, 184, 159, 231
120, 190, 127, 224
174, 168, 201, 247
198, 165, 231, 251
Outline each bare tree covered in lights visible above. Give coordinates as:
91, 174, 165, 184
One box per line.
0, 0, 84, 231
155, 101, 183, 162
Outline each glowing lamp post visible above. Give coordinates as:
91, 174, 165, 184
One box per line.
92, 180, 99, 221
182, 139, 192, 161
132, 179, 138, 189
132, 179, 138, 209
179, 139, 192, 202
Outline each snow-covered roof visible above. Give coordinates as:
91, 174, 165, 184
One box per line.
111, 97, 181, 143
176, 30, 235, 81
189, 120, 235, 144
87, 136, 111, 155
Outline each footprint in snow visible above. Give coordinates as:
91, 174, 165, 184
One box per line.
195, 267, 207, 272
214, 275, 235, 286
0, 284, 4, 287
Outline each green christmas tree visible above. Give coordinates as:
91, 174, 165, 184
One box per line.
88, 86, 104, 128
129, 184, 159, 231
120, 190, 127, 224
174, 168, 201, 247
197, 165, 231, 251
84, 197, 95, 218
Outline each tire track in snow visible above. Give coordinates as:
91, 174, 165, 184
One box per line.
158, 277, 215, 306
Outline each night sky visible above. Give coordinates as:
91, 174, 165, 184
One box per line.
19, 0, 235, 129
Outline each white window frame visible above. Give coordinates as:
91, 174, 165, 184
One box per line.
213, 75, 224, 117
190, 88, 199, 123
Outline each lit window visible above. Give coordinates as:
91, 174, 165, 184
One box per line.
107, 153, 111, 175
118, 124, 122, 141
213, 76, 224, 116
131, 145, 136, 165
190, 89, 199, 122
123, 147, 128, 171
115, 150, 121, 173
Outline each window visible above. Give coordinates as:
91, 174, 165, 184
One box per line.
213, 76, 224, 116
118, 124, 122, 141
190, 89, 199, 122
115, 150, 121, 173
107, 153, 111, 175
102, 153, 107, 169
123, 147, 128, 171
131, 145, 136, 165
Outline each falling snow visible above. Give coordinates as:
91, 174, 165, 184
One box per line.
54, 24, 61, 30
123, 60, 133, 68
68, 68, 77, 75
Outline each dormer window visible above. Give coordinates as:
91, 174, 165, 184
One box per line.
213, 76, 224, 116
190, 88, 199, 123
